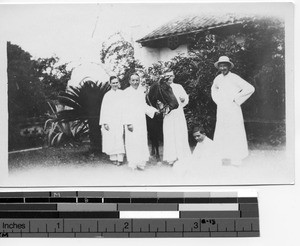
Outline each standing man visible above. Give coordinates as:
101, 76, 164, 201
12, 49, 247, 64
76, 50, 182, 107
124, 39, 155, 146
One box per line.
123, 73, 158, 170
211, 56, 255, 166
100, 76, 125, 165
162, 70, 191, 165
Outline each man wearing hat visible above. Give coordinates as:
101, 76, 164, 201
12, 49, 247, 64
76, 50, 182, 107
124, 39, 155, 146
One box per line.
211, 56, 255, 166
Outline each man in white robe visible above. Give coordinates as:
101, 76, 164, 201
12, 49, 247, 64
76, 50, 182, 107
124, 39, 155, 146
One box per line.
123, 73, 158, 170
192, 126, 215, 161
99, 76, 125, 165
211, 56, 255, 166
173, 126, 216, 174
162, 71, 191, 165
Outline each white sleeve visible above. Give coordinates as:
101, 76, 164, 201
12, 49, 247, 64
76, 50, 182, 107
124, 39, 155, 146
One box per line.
143, 94, 158, 118
179, 84, 189, 107
99, 93, 109, 125
233, 75, 255, 106
211, 78, 219, 105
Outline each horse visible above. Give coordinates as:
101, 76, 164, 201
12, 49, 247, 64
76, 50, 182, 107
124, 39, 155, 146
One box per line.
145, 77, 179, 161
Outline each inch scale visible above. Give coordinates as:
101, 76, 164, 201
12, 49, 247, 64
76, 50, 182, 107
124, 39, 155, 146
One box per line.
0, 191, 259, 238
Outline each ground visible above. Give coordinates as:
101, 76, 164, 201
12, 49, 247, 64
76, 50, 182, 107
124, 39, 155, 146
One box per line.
7, 143, 293, 186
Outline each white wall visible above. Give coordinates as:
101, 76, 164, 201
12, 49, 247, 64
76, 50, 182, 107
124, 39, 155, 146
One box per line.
131, 25, 188, 68
159, 44, 188, 62
135, 42, 188, 68
135, 44, 161, 67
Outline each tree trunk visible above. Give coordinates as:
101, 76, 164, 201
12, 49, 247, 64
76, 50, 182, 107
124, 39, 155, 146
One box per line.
88, 118, 102, 153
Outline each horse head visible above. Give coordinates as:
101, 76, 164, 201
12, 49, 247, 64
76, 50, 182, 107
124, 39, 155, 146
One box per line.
147, 77, 179, 115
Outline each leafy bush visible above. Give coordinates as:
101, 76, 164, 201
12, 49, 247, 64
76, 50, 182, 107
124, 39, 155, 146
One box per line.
44, 102, 88, 147
53, 81, 110, 152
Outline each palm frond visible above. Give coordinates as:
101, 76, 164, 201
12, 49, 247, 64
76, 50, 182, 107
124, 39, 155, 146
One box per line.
44, 80, 110, 150
58, 95, 82, 110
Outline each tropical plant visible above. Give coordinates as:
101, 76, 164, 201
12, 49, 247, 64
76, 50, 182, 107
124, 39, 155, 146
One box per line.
54, 80, 110, 152
7, 42, 72, 151
44, 102, 89, 146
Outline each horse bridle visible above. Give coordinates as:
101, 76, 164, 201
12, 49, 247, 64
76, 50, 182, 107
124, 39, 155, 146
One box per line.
146, 81, 172, 115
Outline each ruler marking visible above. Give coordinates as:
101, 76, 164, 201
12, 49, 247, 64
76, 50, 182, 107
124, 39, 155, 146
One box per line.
0, 191, 259, 238
200, 219, 202, 232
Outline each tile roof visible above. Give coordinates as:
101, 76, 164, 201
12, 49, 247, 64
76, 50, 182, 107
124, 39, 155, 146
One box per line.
137, 13, 248, 43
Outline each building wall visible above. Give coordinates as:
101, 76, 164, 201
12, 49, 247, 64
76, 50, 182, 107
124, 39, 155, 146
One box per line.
134, 42, 188, 68
159, 44, 188, 62
131, 25, 189, 68
134, 44, 161, 68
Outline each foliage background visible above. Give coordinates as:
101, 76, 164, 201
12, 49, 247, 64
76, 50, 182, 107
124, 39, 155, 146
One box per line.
7, 16, 286, 151
142, 16, 286, 147
7, 42, 72, 151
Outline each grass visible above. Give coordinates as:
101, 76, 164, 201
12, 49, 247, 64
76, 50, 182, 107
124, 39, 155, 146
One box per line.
7, 142, 292, 187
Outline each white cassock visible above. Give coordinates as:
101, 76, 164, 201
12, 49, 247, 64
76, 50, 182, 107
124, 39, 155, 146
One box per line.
211, 71, 255, 160
99, 89, 125, 157
173, 137, 215, 174
123, 86, 157, 168
163, 83, 191, 162
192, 137, 215, 161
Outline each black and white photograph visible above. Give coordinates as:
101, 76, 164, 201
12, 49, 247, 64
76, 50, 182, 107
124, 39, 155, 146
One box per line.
0, 2, 294, 186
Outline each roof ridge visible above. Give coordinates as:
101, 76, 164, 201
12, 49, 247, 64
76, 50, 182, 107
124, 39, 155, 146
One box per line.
136, 13, 248, 43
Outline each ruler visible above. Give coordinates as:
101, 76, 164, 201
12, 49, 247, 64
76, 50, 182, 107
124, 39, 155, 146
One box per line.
0, 191, 259, 238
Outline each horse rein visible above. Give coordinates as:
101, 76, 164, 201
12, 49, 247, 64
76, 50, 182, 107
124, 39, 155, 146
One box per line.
146, 82, 171, 116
